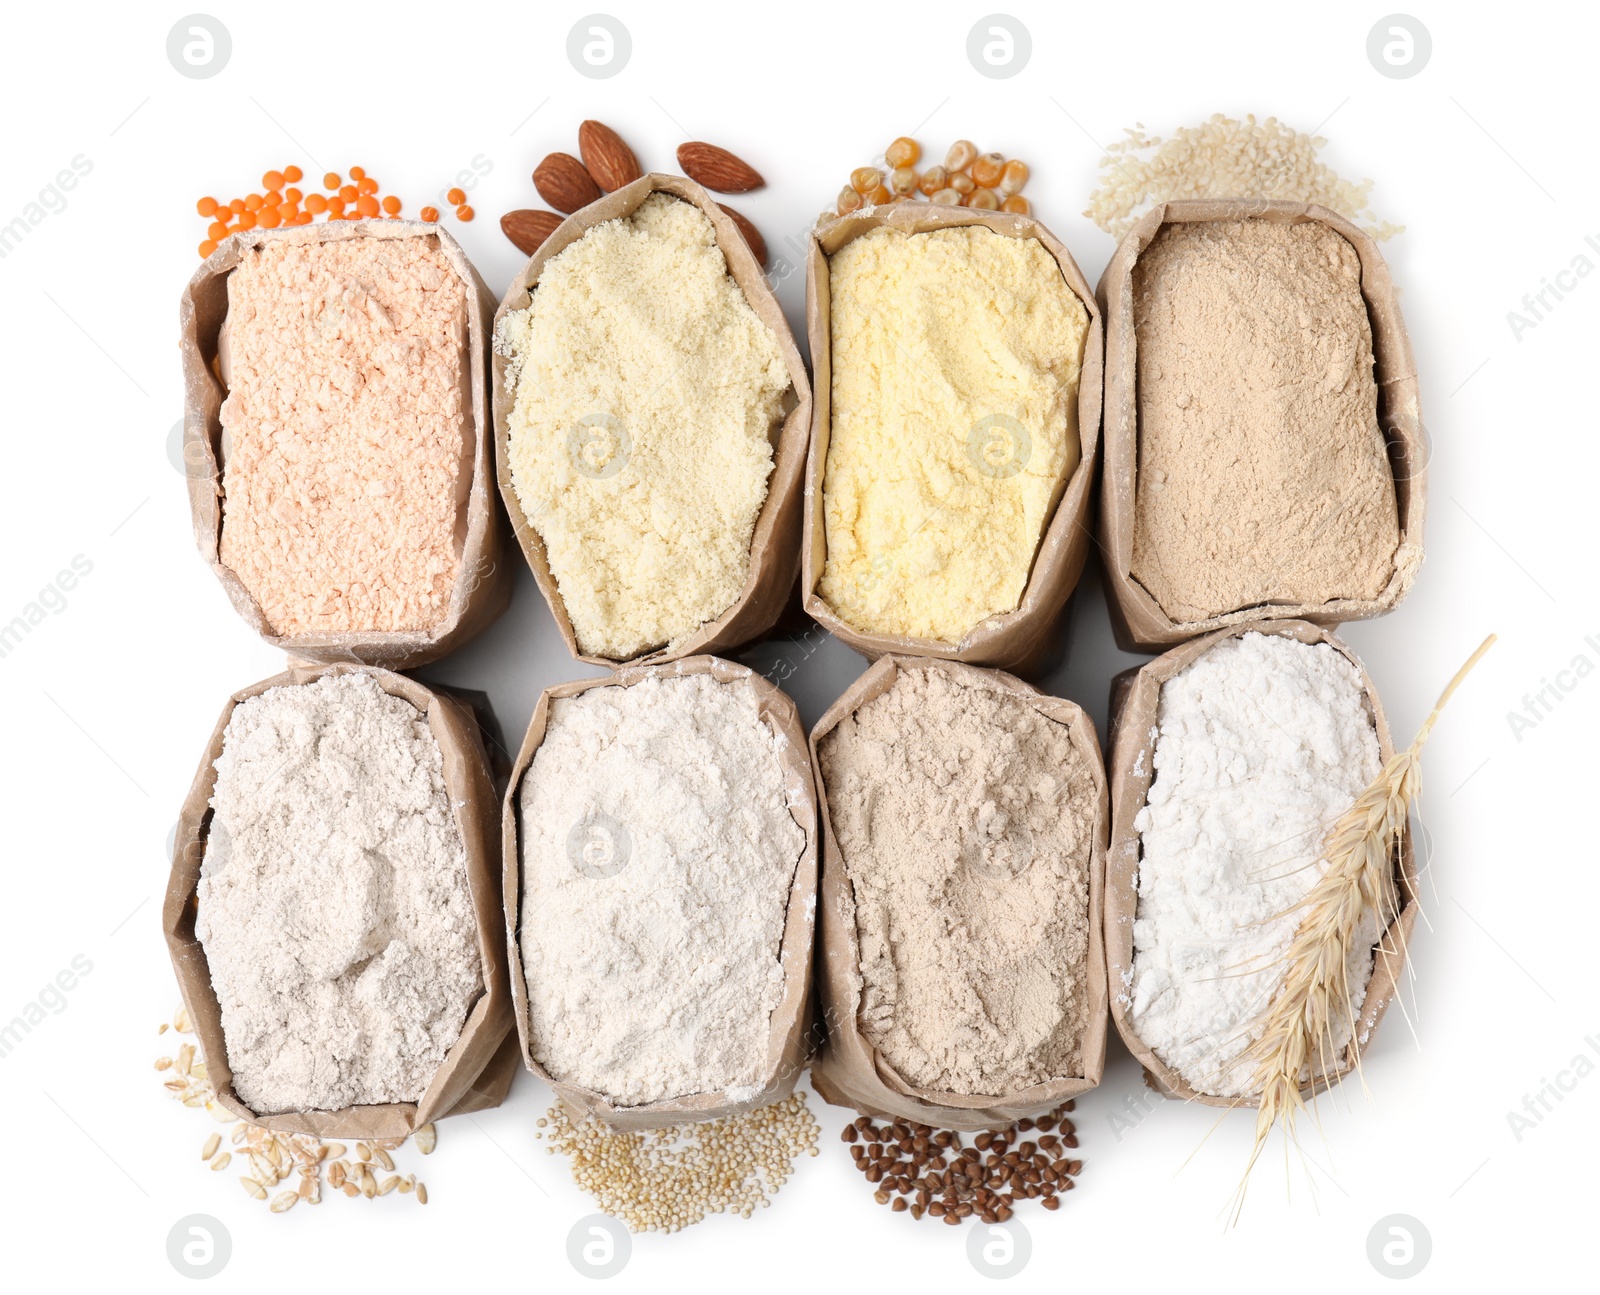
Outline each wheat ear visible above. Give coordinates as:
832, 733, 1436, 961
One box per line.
1230, 634, 1496, 1224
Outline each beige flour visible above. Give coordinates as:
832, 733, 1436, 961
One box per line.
195, 672, 481, 1114
1130, 219, 1399, 623
219, 237, 469, 636
498, 194, 791, 660
818, 666, 1096, 1094
820, 226, 1089, 643
518, 674, 805, 1106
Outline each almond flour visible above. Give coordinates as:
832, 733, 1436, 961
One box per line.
218, 235, 470, 637
195, 672, 481, 1114
497, 193, 791, 660
1129, 219, 1400, 623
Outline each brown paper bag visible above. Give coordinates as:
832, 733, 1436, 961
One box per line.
800, 205, 1105, 676
502, 655, 819, 1131
490, 175, 813, 670
810, 655, 1108, 1131
1096, 199, 1426, 652
163, 663, 516, 1138
1104, 619, 1419, 1107
178, 220, 512, 671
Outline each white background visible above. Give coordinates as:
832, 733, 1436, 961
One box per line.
0, 0, 1591, 1288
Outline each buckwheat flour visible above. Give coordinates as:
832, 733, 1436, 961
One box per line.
195, 672, 481, 1114
820, 226, 1089, 642
218, 236, 470, 637
1129, 219, 1399, 623
497, 194, 791, 660
1129, 633, 1382, 1098
818, 666, 1096, 1094
518, 674, 806, 1106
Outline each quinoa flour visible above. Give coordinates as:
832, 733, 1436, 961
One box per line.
818, 666, 1096, 1094
1130, 219, 1400, 623
195, 672, 481, 1114
1129, 633, 1383, 1097
518, 674, 806, 1106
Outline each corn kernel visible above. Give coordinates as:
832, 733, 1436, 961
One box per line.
930, 188, 962, 205
948, 172, 975, 196
965, 187, 1001, 210
970, 152, 1005, 187
999, 159, 1030, 197
851, 167, 883, 195
1001, 194, 1031, 215
885, 137, 920, 169
889, 167, 918, 195
945, 140, 977, 172
837, 185, 865, 215
918, 165, 948, 196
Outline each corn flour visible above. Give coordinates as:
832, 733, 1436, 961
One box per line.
819, 225, 1089, 643
498, 194, 791, 660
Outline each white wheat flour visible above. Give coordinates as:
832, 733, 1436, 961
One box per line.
818, 665, 1097, 1094
195, 672, 481, 1114
518, 673, 806, 1106
497, 194, 791, 660
1129, 633, 1382, 1097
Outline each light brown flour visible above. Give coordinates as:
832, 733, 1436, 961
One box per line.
1130, 220, 1399, 623
818, 667, 1095, 1095
219, 237, 469, 637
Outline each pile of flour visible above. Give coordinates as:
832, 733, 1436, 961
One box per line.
498, 194, 791, 660
819, 665, 1097, 1094
518, 673, 806, 1106
1129, 633, 1382, 1097
1130, 219, 1399, 622
196, 672, 482, 1114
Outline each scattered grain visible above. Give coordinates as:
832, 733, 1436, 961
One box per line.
536, 1092, 819, 1233
1084, 113, 1401, 240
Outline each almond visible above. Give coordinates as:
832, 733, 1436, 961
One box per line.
533, 152, 602, 214
578, 120, 642, 193
501, 209, 564, 257
677, 142, 764, 193
717, 204, 767, 268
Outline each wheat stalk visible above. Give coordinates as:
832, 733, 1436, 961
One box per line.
1229, 634, 1496, 1224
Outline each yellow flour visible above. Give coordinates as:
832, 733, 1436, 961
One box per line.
819, 225, 1088, 643
498, 194, 790, 660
